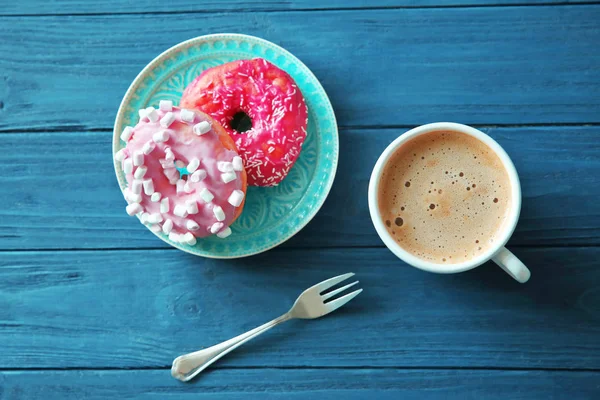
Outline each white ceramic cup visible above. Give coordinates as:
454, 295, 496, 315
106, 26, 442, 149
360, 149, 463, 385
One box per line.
368, 122, 530, 283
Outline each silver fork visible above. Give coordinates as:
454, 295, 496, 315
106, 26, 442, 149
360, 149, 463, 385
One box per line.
171, 272, 362, 382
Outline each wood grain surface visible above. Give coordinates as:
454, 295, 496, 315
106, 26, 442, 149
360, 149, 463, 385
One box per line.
0, 126, 597, 250
1, 5, 599, 131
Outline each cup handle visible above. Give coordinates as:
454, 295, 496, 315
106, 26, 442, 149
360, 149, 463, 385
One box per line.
492, 247, 531, 283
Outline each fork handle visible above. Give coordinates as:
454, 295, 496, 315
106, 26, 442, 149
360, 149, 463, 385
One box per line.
171, 312, 292, 382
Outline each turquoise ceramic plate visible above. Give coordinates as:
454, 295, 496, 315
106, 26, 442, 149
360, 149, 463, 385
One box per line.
113, 34, 339, 258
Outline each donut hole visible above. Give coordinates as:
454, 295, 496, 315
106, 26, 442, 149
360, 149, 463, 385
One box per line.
230, 111, 252, 133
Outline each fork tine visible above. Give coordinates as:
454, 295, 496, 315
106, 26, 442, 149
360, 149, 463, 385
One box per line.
323, 289, 363, 313
321, 281, 359, 301
311, 272, 355, 294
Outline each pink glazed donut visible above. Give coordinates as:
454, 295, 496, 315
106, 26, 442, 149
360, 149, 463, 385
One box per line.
180, 58, 308, 187
115, 101, 247, 243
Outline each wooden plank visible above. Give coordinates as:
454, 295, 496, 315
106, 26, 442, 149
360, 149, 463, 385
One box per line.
1, 247, 599, 369
1, 369, 599, 399
0, 126, 598, 250
3, 1, 598, 16
1, 6, 599, 130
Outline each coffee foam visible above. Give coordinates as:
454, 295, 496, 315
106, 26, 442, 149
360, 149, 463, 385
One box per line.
378, 130, 511, 264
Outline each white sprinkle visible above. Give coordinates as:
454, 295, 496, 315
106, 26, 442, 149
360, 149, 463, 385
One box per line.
217, 161, 234, 172
146, 107, 159, 123
153, 130, 169, 143
193, 121, 211, 135
180, 109, 195, 123
198, 188, 214, 203
126, 203, 142, 216
159, 100, 173, 112
114, 148, 128, 162
134, 166, 147, 179
190, 169, 207, 182
217, 226, 232, 239
141, 178, 154, 195
182, 232, 197, 246
151, 192, 162, 202
173, 204, 188, 218
160, 112, 175, 128
210, 222, 224, 234
227, 190, 245, 207
186, 220, 200, 231
184, 181, 194, 194
168, 231, 180, 243
131, 179, 143, 195
133, 151, 144, 167
176, 179, 185, 194
221, 172, 236, 183
160, 197, 170, 213
268, 146, 275, 153
187, 158, 200, 173
120, 126, 134, 142
147, 213, 163, 224
232, 156, 244, 171
213, 205, 225, 221
142, 141, 156, 155
162, 219, 173, 234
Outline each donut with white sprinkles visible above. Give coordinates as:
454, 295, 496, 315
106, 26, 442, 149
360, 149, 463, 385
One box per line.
116, 102, 246, 242
180, 58, 308, 187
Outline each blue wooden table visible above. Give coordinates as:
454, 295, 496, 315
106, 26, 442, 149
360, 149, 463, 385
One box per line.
1, 1, 600, 398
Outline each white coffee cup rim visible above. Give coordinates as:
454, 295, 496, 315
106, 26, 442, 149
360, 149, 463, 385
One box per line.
368, 122, 522, 274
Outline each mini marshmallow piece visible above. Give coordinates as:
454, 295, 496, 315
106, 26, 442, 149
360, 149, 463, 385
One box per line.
159, 100, 173, 112
143, 179, 154, 195
148, 213, 163, 224
123, 159, 133, 174
175, 160, 185, 169
138, 108, 148, 121
133, 151, 144, 167
126, 203, 143, 216
126, 191, 142, 203
115, 148, 128, 162
168, 231, 180, 242
162, 219, 173, 234
151, 192, 162, 202
221, 172, 236, 183
133, 166, 147, 179
164, 147, 175, 161
193, 121, 211, 135
142, 141, 156, 155
160, 197, 169, 213
150, 224, 162, 233
176, 179, 185, 194
140, 212, 150, 224
163, 168, 178, 181
199, 188, 214, 203
173, 204, 188, 218
131, 179, 143, 195
232, 156, 244, 171
186, 220, 200, 231
160, 111, 175, 128
180, 109, 195, 123
184, 181, 194, 194
153, 130, 170, 143
187, 158, 200, 173
217, 161, 234, 173
183, 232, 197, 246
146, 107, 159, 123
228, 190, 245, 207
210, 222, 224, 234
213, 205, 225, 221
120, 126, 134, 142
190, 169, 207, 182
186, 199, 199, 214
217, 226, 232, 239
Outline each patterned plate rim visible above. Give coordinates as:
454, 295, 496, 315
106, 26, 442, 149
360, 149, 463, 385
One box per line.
113, 33, 339, 258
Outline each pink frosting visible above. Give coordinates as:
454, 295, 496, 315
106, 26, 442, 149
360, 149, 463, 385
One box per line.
119, 105, 245, 240
180, 58, 308, 187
